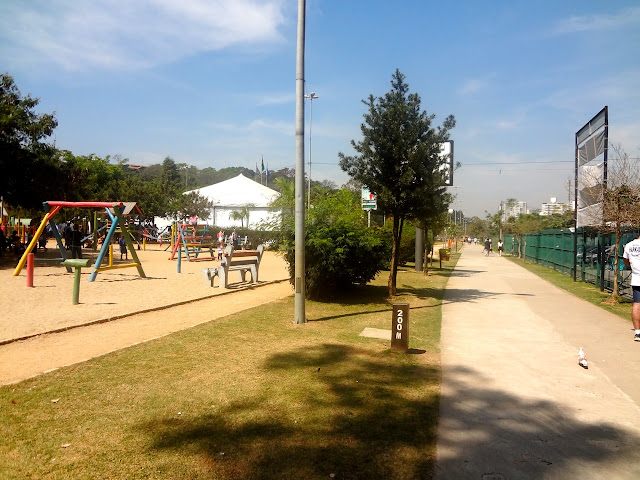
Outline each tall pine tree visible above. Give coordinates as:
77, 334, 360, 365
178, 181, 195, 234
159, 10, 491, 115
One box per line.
339, 69, 455, 296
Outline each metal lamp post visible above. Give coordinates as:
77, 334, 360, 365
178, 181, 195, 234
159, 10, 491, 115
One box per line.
304, 92, 318, 208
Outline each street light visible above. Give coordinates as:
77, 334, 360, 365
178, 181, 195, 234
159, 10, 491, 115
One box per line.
304, 92, 318, 208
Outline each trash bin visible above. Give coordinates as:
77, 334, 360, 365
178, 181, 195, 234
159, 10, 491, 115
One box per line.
439, 248, 450, 261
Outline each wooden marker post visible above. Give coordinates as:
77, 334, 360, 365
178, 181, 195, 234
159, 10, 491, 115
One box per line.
391, 303, 409, 352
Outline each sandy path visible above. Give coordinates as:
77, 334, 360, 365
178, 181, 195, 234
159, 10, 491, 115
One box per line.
0, 246, 292, 384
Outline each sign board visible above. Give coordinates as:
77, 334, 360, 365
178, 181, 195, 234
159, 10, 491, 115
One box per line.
391, 303, 409, 352
439, 140, 454, 186
361, 187, 377, 210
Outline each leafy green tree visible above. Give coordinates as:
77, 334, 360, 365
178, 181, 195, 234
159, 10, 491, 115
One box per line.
228, 204, 254, 228
466, 216, 488, 239
171, 191, 214, 221
161, 157, 181, 192
339, 69, 455, 295
0, 73, 59, 208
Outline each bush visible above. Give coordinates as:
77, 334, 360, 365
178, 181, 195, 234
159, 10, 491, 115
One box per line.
380, 221, 416, 266
281, 190, 391, 300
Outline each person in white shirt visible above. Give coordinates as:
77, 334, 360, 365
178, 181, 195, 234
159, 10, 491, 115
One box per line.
622, 235, 640, 342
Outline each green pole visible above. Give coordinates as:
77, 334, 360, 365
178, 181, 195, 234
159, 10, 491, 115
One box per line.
93, 212, 98, 251
72, 266, 82, 305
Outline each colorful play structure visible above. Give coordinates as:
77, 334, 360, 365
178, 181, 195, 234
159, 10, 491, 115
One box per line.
13, 201, 146, 282
169, 222, 217, 262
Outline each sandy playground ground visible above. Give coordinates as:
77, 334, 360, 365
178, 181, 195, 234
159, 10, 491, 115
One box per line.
0, 245, 292, 384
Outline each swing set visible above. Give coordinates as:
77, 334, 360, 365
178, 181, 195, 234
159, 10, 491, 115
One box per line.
13, 201, 146, 282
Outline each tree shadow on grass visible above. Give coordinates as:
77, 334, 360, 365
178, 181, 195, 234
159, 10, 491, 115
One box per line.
138, 343, 439, 479
138, 345, 640, 479
310, 303, 438, 323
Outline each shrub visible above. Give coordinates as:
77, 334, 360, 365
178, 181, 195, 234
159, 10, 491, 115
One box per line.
280, 189, 390, 300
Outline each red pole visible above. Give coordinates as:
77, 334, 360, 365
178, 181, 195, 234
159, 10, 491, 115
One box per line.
26, 253, 35, 287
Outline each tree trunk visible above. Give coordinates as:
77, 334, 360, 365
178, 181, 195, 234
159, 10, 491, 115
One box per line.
388, 215, 403, 297
518, 235, 523, 259
423, 228, 429, 276
605, 228, 622, 304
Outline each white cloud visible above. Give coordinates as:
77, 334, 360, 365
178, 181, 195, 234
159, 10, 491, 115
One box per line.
257, 92, 294, 106
550, 6, 640, 35
0, 0, 287, 72
206, 118, 292, 137
457, 78, 489, 96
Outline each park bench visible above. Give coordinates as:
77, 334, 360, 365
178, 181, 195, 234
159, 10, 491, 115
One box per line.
201, 244, 264, 288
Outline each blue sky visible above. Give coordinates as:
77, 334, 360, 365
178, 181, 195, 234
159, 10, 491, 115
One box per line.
1, 1, 639, 217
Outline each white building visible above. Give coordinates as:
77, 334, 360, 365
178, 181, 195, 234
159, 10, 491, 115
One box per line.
157, 174, 281, 229
187, 174, 281, 228
540, 197, 572, 216
500, 200, 527, 222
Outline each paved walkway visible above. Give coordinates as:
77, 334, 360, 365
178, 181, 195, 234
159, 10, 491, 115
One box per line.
435, 246, 640, 479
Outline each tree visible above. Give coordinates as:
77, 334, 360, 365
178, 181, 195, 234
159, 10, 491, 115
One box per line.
583, 144, 640, 303
466, 216, 488, 239
229, 204, 253, 228
0, 73, 59, 208
509, 213, 543, 258
339, 69, 455, 296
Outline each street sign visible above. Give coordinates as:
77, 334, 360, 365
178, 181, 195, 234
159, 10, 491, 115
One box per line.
361, 187, 377, 210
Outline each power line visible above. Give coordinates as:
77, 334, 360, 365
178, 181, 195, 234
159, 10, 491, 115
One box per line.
463, 160, 574, 166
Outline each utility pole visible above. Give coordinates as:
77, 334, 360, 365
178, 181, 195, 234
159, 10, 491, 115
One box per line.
294, 0, 306, 324
304, 92, 318, 208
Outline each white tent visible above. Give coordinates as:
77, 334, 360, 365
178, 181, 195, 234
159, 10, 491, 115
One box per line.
184, 174, 280, 229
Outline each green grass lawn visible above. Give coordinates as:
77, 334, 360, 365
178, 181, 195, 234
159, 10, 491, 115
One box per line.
505, 255, 633, 321
1, 255, 459, 480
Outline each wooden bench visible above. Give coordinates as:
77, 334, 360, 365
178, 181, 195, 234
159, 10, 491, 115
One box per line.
202, 244, 264, 288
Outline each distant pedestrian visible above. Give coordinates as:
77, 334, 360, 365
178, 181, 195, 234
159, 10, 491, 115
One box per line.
231, 229, 238, 249
483, 238, 491, 256
622, 235, 640, 342
497, 239, 504, 257
63, 223, 72, 250
70, 224, 83, 259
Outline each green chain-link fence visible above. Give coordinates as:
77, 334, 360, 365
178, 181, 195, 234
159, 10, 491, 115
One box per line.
495, 228, 638, 300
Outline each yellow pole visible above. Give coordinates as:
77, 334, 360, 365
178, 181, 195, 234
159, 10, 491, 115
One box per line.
109, 244, 113, 266
13, 213, 53, 276
143, 237, 146, 251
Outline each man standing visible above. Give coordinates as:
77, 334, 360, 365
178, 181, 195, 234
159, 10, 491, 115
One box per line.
70, 224, 83, 259
622, 235, 640, 342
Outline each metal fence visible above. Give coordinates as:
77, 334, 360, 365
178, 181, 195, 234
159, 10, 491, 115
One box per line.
495, 228, 639, 300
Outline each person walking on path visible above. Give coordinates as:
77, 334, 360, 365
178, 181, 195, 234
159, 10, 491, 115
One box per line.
483, 237, 491, 256
497, 239, 504, 257
623, 234, 640, 342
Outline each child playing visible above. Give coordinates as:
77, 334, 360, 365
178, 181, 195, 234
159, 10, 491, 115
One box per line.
119, 235, 128, 260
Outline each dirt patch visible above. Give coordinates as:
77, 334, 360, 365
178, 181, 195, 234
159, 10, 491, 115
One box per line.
0, 246, 292, 384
